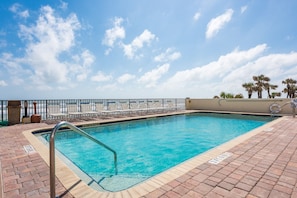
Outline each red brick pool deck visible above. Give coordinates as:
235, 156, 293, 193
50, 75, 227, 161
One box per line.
1, 115, 297, 197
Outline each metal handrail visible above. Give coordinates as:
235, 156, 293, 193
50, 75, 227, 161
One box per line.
50, 121, 118, 198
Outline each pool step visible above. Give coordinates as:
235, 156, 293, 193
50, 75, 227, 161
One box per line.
97, 174, 148, 192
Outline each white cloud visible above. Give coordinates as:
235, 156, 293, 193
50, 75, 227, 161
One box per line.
161, 44, 268, 91
9, 3, 21, 13
158, 44, 297, 98
81, 50, 95, 67
19, 10, 29, 18
121, 29, 156, 59
138, 63, 169, 88
102, 17, 125, 55
193, 12, 201, 21
91, 71, 112, 82
59, 0, 68, 10
219, 51, 297, 98
224, 51, 297, 82
9, 3, 29, 18
71, 49, 95, 81
154, 48, 181, 62
104, 48, 112, 56
0, 5, 95, 91
0, 80, 7, 86
0, 53, 30, 85
206, 9, 234, 39
18, 6, 81, 87
241, 6, 248, 14
117, 73, 136, 84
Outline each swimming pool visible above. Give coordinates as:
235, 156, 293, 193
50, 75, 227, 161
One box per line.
38, 113, 273, 192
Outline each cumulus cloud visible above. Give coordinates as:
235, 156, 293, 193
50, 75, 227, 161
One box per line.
0, 53, 30, 85
102, 17, 125, 55
224, 52, 297, 82
91, 71, 112, 82
0, 5, 96, 91
121, 29, 156, 59
193, 12, 201, 21
71, 49, 95, 81
9, 3, 29, 18
206, 9, 233, 39
18, 6, 81, 86
159, 44, 297, 98
154, 48, 181, 62
9, 3, 20, 13
117, 73, 136, 84
20, 10, 29, 18
138, 63, 169, 88
161, 44, 267, 90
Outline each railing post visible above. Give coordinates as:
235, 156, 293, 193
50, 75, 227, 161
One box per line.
1, 100, 3, 122
50, 123, 58, 198
46, 100, 48, 119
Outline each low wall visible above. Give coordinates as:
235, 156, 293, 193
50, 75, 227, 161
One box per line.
185, 98, 294, 116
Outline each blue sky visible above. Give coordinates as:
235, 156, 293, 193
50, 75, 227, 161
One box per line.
0, 0, 297, 99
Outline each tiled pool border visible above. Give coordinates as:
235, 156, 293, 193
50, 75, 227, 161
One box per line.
22, 112, 284, 197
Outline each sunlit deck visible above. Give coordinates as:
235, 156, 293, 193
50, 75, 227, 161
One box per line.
1, 112, 296, 197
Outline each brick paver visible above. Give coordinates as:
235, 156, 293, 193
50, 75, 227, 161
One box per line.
1, 116, 297, 197
0, 123, 74, 198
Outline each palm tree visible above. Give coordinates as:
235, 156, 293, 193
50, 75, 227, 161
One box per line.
220, 92, 226, 99
242, 82, 254, 99
234, 93, 244, 98
220, 92, 234, 99
265, 84, 278, 98
225, 93, 234, 98
282, 87, 289, 98
282, 78, 297, 98
290, 85, 297, 98
253, 74, 270, 98
271, 92, 281, 98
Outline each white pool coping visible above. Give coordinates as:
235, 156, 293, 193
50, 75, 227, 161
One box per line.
23, 112, 285, 198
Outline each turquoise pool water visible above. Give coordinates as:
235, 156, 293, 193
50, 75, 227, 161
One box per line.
40, 113, 273, 191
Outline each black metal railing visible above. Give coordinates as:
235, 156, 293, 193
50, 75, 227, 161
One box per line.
0, 98, 185, 124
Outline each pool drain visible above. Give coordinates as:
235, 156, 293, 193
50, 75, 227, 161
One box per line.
208, 152, 232, 165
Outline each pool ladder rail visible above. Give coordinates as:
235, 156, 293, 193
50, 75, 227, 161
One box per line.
49, 121, 118, 198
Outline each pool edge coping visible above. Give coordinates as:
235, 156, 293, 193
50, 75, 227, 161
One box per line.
22, 112, 285, 198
